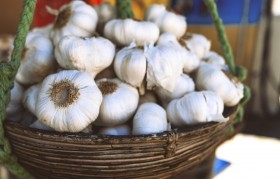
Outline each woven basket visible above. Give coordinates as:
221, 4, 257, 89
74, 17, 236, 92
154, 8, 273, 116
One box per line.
4, 107, 236, 179
0, 0, 249, 178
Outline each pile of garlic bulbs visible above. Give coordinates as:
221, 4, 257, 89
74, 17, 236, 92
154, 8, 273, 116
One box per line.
4, 1, 244, 135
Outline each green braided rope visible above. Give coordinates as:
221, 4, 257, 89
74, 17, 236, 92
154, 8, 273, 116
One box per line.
0, 0, 36, 178
203, 0, 236, 75
116, 0, 134, 19
203, 0, 251, 135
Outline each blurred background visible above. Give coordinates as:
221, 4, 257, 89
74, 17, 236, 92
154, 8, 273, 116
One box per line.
0, 0, 279, 178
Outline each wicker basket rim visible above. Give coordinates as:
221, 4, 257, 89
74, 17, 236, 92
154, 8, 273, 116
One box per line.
5, 106, 237, 144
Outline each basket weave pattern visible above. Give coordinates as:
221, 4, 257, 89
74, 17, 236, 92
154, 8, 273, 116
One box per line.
5, 110, 235, 179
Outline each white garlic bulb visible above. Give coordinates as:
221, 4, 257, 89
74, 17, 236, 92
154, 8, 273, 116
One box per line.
30, 24, 53, 38
55, 36, 115, 78
99, 124, 131, 135
196, 63, 244, 106
114, 43, 146, 91
167, 91, 226, 126
157, 33, 200, 73
6, 81, 24, 122
182, 51, 200, 74
157, 32, 180, 46
22, 83, 41, 115
145, 4, 187, 39
104, 19, 160, 46
95, 78, 139, 127
36, 70, 103, 132
156, 74, 195, 107
51, 1, 98, 44
15, 32, 56, 85
146, 43, 184, 92
180, 33, 211, 59
0, 34, 14, 61
139, 90, 158, 105
94, 2, 117, 34
202, 51, 226, 69
133, 103, 168, 135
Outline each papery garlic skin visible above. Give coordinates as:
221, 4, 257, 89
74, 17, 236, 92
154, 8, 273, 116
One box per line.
182, 50, 200, 74
51, 1, 98, 44
6, 81, 24, 122
55, 36, 115, 77
157, 32, 180, 46
145, 4, 187, 39
99, 124, 131, 135
30, 24, 53, 38
95, 78, 139, 127
167, 91, 226, 126
94, 2, 117, 34
114, 43, 146, 89
196, 64, 244, 106
146, 44, 184, 92
133, 103, 168, 135
202, 51, 226, 69
157, 33, 199, 73
22, 83, 41, 115
15, 32, 56, 85
104, 19, 160, 46
180, 33, 211, 59
36, 70, 102, 132
156, 74, 195, 106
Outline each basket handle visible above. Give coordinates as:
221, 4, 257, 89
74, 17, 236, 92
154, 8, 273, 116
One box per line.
116, 0, 134, 19
0, 0, 36, 178
203, 0, 251, 128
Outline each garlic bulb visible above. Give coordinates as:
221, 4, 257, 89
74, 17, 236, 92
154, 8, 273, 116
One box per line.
196, 63, 244, 106
157, 33, 199, 73
114, 43, 146, 91
95, 78, 139, 127
0, 34, 14, 61
55, 36, 115, 77
133, 103, 168, 135
51, 1, 98, 44
22, 83, 41, 115
157, 32, 180, 46
139, 90, 158, 105
180, 33, 211, 59
146, 44, 184, 92
104, 19, 160, 46
145, 4, 187, 39
156, 74, 195, 106
6, 81, 24, 122
30, 24, 53, 38
202, 51, 226, 69
94, 2, 117, 34
99, 124, 131, 135
167, 91, 226, 126
36, 70, 103, 132
15, 32, 56, 85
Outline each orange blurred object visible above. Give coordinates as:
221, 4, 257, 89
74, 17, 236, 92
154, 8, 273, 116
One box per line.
34, 0, 102, 27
